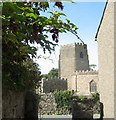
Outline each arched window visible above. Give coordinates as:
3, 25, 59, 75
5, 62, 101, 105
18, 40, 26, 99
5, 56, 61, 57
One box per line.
80, 52, 83, 58
90, 80, 97, 92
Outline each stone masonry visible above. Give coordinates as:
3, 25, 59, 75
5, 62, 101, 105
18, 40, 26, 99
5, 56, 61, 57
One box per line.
96, 0, 116, 118
40, 43, 99, 95
40, 43, 98, 95
41, 78, 67, 93
69, 70, 98, 94
59, 43, 89, 79
59, 43, 98, 94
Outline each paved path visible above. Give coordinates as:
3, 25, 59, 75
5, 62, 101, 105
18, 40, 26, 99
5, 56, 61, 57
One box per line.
38, 115, 100, 120
38, 115, 72, 120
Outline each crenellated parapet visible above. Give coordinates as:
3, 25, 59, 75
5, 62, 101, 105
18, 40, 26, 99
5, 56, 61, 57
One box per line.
41, 77, 67, 93
60, 42, 87, 48
74, 70, 98, 75
75, 42, 87, 47
42, 77, 67, 82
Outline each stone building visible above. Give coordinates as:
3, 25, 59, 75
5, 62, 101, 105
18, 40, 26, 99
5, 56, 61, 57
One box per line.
41, 43, 99, 95
59, 43, 98, 94
95, 0, 116, 118
59, 43, 89, 79
69, 70, 98, 94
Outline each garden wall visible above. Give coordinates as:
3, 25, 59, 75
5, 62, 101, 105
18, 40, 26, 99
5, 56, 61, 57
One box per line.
39, 92, 102, 119
72, 94, 103, 119
2, 88, 25, 118
2, 87, 38, 119
38, 93, 71, 115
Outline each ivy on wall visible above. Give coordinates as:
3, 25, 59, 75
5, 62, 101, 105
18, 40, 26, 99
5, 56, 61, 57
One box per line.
53, 90, 74, 110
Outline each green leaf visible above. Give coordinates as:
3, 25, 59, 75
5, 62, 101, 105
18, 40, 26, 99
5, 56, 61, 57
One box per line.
26, 13, 38, 19
6, 33, 19, 44
54, 11, 66, 16
66, 19, 70, 23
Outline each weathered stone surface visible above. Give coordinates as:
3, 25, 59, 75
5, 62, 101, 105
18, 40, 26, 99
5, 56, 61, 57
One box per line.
38, 93, 57, 115
24, 90, 38, 120
72, 95, 102, 119
40, 78, 67, 93
2, 87, 25, 118
38, 93, 71, 115
97, 1, 116, 118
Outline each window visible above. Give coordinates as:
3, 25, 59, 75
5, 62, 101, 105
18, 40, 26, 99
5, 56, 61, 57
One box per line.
90, 80, 97, 92
80, 52, 83, 58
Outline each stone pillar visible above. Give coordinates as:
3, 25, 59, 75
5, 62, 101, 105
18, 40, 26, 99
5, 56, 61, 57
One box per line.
24, 90, 38, 120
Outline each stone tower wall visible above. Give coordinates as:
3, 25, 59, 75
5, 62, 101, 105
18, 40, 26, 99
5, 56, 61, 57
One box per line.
59, 43, 89, 79
59, 43, 76, 79
75, 43, 89, 71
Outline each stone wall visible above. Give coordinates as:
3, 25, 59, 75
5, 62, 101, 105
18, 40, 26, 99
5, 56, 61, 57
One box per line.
72, 94, 102, 119
39, 93, 102, 118
2, 87, 38, 119
41, 78, 67, 93
40, 71, 98, 95
38, 93, 71, 115
97, 1, 115, 118
24, 90, 38, 120
114, 2, 116, 119
59, 43, 76, 79
2, 87, 25, 118
68, 70, 98, 94
75, 43, 89, 71
59, 43, 89, 79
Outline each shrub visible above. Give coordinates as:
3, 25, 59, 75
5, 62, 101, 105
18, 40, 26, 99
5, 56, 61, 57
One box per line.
91, 92, 100, 103
53, 90, 74, 110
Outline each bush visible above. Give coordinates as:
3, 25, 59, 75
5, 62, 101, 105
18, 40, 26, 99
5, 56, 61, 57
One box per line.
53, 90, 74, 110
91, 92, 100, 103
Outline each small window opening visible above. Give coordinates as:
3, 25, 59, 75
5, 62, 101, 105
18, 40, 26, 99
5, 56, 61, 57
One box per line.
80, 52, 83, 58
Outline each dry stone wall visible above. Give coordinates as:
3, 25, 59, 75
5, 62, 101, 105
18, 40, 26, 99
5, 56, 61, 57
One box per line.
38, 93, 71, 115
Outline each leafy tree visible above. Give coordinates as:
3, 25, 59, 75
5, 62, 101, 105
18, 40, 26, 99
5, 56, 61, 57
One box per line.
89, 64, 97, 70
42, 68, 58, 79
2, 2, 80, 90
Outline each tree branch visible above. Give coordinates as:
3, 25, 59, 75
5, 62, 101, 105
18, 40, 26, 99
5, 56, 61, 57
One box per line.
69, 30, 84, 44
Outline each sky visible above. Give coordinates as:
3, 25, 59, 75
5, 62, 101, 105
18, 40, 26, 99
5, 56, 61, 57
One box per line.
33, 1, 106, 74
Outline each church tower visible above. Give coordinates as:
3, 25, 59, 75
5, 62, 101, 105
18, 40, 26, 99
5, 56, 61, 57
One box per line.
59, 43, 89, 79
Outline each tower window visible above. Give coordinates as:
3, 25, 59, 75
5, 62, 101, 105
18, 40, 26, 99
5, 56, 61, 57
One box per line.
90, 80, 97, 93
80, 52, 83, 58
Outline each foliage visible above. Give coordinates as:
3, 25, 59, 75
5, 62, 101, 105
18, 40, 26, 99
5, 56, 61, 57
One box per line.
89, 64, 97, 70
54, 112, 62, 115
78, 95, 87, 101
42, 68, 58, 79
91, 92, 100, 103
2, 2, 79, 90
53, 90, 74, 110
76, 92, 100, 103
3, 58, 41, 91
